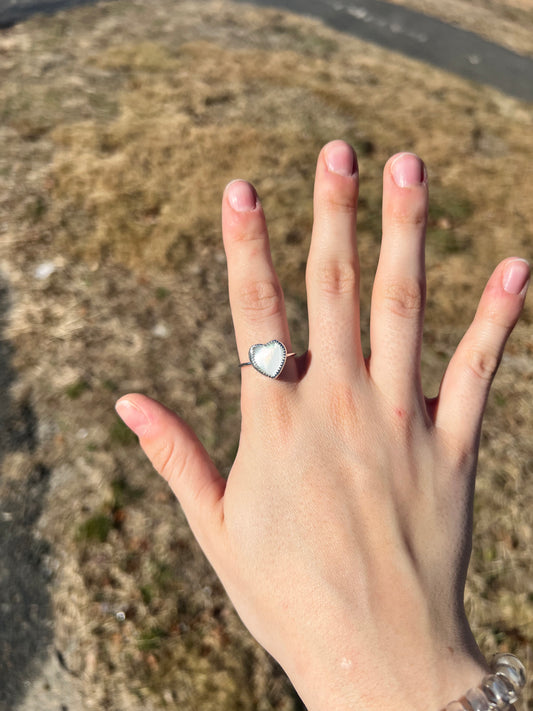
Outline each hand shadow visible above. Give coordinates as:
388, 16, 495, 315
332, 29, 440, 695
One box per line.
0, 274, 53, 711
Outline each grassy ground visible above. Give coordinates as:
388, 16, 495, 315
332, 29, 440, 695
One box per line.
0, 0, 532, 709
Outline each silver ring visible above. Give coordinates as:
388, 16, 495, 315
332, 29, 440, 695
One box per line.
239, 340, 296, 379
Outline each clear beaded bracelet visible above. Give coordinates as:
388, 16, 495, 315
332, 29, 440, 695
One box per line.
443, 654, 526, 711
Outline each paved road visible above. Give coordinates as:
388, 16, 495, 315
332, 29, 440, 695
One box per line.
0, 0, 104, 26
0, 0, 532, 101
237, 0, 533, 102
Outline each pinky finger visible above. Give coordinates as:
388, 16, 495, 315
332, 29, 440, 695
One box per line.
434, 257, 529, 448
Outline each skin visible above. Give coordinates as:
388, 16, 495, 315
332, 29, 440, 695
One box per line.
115, 141, 529, 711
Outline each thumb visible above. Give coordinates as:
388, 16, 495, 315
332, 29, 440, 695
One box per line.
115, 394, 226, 546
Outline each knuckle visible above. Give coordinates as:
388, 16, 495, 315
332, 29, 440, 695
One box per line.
327, 194, 358, 215
390, 203, 427, 227
322, 183, 358, 214
238, 278, 283, 320
263, 391, 295, 441
241, 388, 295, 449
313, 260, 358, 297
169, 447, 203, 504
484, 303, 518, 330
231, 227, 264, 244
464, 347, 501, 383
382, 279, 424, 318
444, 437, 477, 472
151, 437, 177, 483
325, 381, 358, 433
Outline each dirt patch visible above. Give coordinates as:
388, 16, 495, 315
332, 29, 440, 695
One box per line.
0, 0, 531, 709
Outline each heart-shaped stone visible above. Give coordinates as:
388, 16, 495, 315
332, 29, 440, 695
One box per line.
249, 340, 287, 379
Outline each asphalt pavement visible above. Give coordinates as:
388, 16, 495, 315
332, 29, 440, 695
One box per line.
0, 0, 532, 101
0, 0, 106, 26
239, 0, 533, 102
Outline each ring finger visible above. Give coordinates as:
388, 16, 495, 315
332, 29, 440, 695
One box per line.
306, 140, 363, 377
222, 180, 295, 389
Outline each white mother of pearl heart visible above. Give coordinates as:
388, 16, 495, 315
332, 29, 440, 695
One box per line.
249, 340, 287, 379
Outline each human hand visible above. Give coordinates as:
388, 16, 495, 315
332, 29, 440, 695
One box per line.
115, 142, 529, 711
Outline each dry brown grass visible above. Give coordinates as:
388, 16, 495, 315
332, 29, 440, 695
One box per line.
0, 0, 532, 709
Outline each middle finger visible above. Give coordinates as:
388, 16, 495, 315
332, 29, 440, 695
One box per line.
368, 153, 428, 409
306, 141, 363, 378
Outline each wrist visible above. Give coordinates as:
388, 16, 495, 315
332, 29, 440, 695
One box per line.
441, 654, 526, 711
289, 652, 526, 711
284, 639, 489, 711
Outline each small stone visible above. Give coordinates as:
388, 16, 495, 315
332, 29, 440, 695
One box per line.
152, 322, 169, 338
34, 261, 56, 280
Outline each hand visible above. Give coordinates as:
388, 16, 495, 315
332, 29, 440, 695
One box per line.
115, 142, 529, 711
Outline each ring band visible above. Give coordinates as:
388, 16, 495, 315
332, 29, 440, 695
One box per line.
239, 340, 296, 379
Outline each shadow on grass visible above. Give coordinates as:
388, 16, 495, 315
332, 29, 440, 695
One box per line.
0, 274, 53, 710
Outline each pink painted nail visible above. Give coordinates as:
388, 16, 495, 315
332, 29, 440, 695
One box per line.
115, 399, 150, 437
391, 153, 425, 187
325, 141, 357, 177
227, 180, 257, 212
503, 258, 530, 295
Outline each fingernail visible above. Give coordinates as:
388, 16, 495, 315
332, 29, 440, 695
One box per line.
325, 141, 357, 177
115, 399, 150, 437
391, 153, 425, 187
227, 180, 258, 212
503, 258, 530, 295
